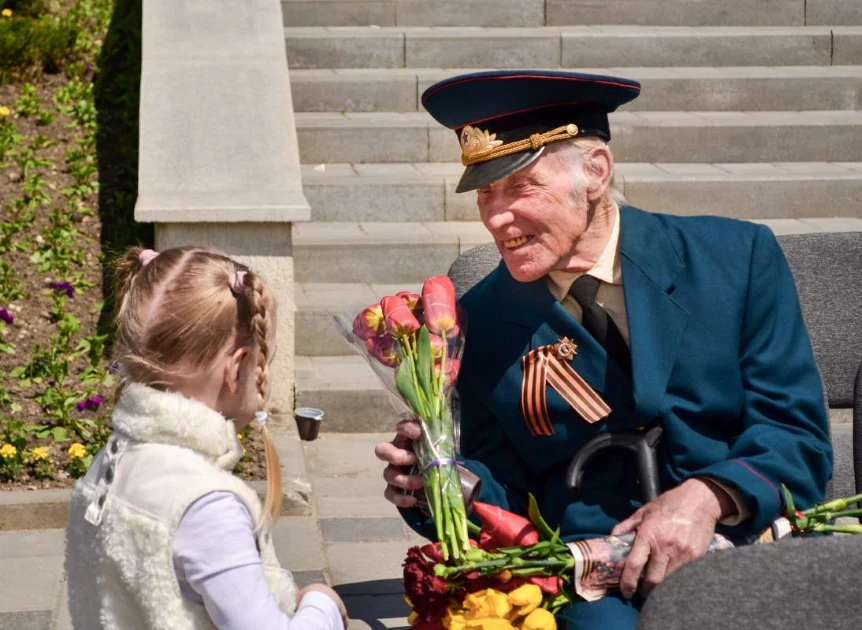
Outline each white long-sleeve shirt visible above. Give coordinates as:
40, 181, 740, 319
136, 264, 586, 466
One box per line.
173, 492, 343, 630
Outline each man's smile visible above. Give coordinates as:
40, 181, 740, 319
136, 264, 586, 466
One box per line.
502, 235, 534, 249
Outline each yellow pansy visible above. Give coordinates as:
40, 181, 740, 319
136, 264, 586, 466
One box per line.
521, 608, 556, 630
0, 106, 10, 117
1, 9, 12, 18
507, 584, 543, 616
31, 447, 50, 462
68, 443, 87, 459
0, 443, 17, 459
236, 433, 244, 440
444, 608, 467, 630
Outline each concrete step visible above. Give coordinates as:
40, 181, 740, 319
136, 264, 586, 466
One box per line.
281, 0, 545, 28
297, 336, 862, 431
293, 217, 862, 284
295, 111, 862, 164
301, 162, 862, 222
284, 26, 862, 69
293, 221, 490, 283
281, 1, 862, 28
290, 66, 862, 113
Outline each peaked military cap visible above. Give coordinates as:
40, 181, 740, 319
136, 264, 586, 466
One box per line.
421, 70, 641, 192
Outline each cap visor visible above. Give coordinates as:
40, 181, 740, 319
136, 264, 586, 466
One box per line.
455, 148, 545, 193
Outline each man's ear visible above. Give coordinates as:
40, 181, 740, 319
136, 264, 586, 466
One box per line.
222, 347, 250, 395
585, 145, 613, 202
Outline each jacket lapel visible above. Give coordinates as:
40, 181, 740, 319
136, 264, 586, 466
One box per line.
620, 206, 690, 420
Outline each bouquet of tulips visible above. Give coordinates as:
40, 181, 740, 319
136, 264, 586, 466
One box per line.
335, 276, 471, 561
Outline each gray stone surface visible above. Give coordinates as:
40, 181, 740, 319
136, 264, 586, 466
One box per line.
807, 0, 862, 25
326, 542, 412, 590
561, 27, 832, 67
395, 0, 544, 27
0, 556, 63, 612
0, 491, 70, 532
282, 1, 396, 27
139, 0, 309, 222
340, 595, 410, 630
547, 0, 804, 27
285, 28, 405, 68
0, 611, 52, 630
321, 518, 408, 543
271, 516, 325, 570
296, 111, 862, 164
291, 70, 418, 112
292, 67, 862, 113
833, 28, 862, 65
0, 531, 65, 558
406, 28, 561, 68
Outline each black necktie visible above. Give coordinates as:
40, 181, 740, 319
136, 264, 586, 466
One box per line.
568, 275, 632, 375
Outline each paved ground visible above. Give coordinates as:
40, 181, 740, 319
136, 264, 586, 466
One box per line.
0, 433, 414, 630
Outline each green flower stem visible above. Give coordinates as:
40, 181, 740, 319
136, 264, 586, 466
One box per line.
802, 493, 862, 516
811, 523, 862, 534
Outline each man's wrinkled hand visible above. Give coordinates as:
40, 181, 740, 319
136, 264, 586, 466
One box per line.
374, 417, 424, 508
611, 478, 734, 599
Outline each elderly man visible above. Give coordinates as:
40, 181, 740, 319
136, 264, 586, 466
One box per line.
375, 70, 832, 628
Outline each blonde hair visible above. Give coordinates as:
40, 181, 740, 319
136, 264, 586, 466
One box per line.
546, 137, 626, 207
113, 246, 282, 528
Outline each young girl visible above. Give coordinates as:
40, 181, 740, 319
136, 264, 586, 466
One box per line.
65, 246, 347, 630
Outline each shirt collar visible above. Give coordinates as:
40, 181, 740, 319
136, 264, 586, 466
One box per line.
546, 205, 622, 301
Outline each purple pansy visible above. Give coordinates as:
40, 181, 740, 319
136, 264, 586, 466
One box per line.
76, 395, 104, 412
0, 308, 13, 324
49, 282, 75, 298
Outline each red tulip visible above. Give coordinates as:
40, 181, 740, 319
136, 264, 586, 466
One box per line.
421, 277, 457, 335
434, 358, 460, 385
397, 291, 422, 314
353, 303, 385, 340
528, 576, 562, 595
429, 334, 444, 360
372, 336, 400, 367
471, 501, 539, 549
381, 295, 421, 336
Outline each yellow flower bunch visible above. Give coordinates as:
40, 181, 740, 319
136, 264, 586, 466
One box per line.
1, 9, 12, 18
0, 443, 17, 459
443, 585, 556, 630
68, 443, 87, 459
0, 106, 10, 118
31, 447, 50, 462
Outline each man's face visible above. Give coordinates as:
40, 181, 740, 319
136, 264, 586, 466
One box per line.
476, 151, 589, 282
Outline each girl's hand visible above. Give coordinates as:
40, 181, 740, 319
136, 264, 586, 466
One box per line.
297, 583, 348, 629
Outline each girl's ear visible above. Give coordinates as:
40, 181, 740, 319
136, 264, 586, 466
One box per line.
222, 346, 250, 394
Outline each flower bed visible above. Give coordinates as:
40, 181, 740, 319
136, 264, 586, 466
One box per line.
0, 0, 265, 487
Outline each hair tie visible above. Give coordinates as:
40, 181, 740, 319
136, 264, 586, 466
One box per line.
254, 411, 268, 426
139, 249, 159, 267
228, 271, 247, 294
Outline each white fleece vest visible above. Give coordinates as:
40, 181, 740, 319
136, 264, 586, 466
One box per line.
65, 384, 297, 629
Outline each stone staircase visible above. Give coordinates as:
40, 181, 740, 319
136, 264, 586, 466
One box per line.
283, 0, 862, 432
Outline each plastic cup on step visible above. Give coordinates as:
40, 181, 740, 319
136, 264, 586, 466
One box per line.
294, 407, 324, 441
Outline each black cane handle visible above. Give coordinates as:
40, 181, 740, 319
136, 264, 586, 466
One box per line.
565, 426, 664, 503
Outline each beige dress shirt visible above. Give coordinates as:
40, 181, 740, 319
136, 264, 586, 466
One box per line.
544, 207, 750, 526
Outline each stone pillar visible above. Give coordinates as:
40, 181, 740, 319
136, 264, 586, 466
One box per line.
136, 0, 308, 413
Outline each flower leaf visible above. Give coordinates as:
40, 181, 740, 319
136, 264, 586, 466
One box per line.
782, 484, 797, 525
416, 325, 434, 402
395, 354, 424, 417
527, 493, 556, 541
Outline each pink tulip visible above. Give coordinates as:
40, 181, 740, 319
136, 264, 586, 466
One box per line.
372, 336, 400, 367
397, 291, 422, 314
352, 303, 385, 341
421, 277, 457, 335
434, 357, 461, 385
381, 295, 421, 337
429, 334, 444, 360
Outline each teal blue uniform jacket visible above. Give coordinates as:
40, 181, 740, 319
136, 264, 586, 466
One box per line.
401, 205, 832, 626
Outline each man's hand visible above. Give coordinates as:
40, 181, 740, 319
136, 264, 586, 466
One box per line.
612, 478, 736, 599
374, 418, 425, 508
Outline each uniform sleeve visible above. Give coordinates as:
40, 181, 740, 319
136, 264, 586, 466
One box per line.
690, 225, 833, 538
174, 492, 343, 630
